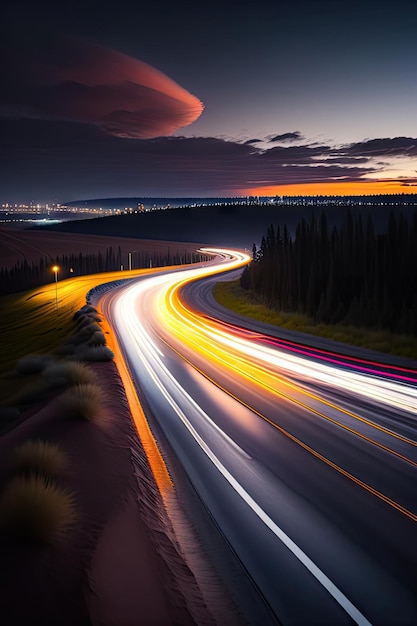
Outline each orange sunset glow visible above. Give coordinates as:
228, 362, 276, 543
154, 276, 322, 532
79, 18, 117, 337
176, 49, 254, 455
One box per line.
244, 180, 416, 197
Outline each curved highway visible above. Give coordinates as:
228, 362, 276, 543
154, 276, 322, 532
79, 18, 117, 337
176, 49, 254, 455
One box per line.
100, 248, 417, 625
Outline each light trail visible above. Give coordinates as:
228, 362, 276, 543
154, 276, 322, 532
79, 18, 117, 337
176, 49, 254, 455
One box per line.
201, 316, 417, 384
104, 248, 417, 624
110, 258, 372, 625
158, 333, 417, 522
153, 267, 417, 473
162, 280, 417, 416
157, 316, 417, 463
161, 294, 417, 446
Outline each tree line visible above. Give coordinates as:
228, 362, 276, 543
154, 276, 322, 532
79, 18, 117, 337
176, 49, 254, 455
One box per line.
0, 246, 209, 296
240, 211, 417, 336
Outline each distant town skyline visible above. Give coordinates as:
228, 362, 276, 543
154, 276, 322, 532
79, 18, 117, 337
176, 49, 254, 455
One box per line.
1, 0, 417, 203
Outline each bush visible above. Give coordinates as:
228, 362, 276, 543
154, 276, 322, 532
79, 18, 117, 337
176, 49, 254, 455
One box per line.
81, 305, 98, 315
75, 318, 101, 333
14, 440, 69, 478
76, 345, 114, 362
73, 305, 98, 322
76, 321, 102, 336
74, 313, 89, 326
0, 475, 77, 543
15, 354, 53, 375
58, 343, 76, 356
56, 383, 103, 421
63, 328, 93, 347
87, 331, 106, 347
42, 361, 97, 388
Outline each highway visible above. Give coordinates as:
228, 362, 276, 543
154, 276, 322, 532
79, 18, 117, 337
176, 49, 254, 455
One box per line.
100, 248, 417, 625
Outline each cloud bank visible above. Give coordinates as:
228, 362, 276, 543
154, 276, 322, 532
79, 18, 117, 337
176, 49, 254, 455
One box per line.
2, 115, 416, 200
1, 37, 204, 139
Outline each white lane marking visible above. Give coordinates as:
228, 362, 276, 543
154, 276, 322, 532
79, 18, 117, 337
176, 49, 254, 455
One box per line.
113, 257, 373, 626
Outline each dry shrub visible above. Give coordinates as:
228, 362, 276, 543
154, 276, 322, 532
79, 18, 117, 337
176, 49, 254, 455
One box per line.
85, 322, 102, 333
0, 475, 77, 543
74, 313, 90, 326
81, 305, 98, 315
15, 354, 53, 375
58, 343, 76, 356
72, 310, 84, 322
14, 440, 68, 478
64, 329, 92, 347
57, 383, 103, 421
76, 346, 114, 362
73, 305, 98, 322
42, 361, 97, 388
75, 318, 101, 332
87, 331, 106, 347
77, 321, 102, 336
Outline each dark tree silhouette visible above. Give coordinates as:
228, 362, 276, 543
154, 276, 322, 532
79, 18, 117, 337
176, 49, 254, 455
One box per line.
0, 247, 210, 296
241, 210, 417, 336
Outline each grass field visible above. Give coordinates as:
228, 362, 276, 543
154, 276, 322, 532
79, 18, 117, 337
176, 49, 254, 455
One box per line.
213, 280, 417, 360
0, 269, 149, 403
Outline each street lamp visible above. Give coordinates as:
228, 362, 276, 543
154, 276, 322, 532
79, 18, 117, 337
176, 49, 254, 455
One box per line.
52, 265, 59, 311
128, 249, 140, 271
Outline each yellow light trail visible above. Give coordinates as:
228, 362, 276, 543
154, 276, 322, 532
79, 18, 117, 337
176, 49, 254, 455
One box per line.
159, 330, 417, 470
158, 272, 417, 452
145, 252, 417, 521
158, 334, 417, 523
106, 250, 416, 623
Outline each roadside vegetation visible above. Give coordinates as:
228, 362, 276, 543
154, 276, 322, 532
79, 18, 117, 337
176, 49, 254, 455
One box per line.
241, 212, 417, 336
0, 269, 139, 403
0, 270, 135, 544
215, 210, 417, 360
13, 439, 69, 479
0, 474, 77, 543
56, 383, 104, 422
214, 279, 417, 359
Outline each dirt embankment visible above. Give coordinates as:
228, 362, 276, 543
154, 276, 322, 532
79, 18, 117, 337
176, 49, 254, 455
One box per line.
0, 359, 237, 625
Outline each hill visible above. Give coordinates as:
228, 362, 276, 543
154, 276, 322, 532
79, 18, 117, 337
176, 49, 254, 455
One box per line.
33, 203, 417, 249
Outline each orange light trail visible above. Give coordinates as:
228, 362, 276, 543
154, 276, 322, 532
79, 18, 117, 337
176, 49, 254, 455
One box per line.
165, 286, 417, 449
160, 336, 417, 523
147, 253, 417, 521
107, 251, 416, 623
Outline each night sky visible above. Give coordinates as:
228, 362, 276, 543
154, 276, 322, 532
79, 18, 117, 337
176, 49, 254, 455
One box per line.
2, 0, 417, 203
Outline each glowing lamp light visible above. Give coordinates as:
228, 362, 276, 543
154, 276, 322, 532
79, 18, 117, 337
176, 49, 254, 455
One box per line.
52, 265, 59, 310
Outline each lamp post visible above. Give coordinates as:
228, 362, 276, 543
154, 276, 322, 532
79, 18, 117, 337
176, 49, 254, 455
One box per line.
52, 265, 59, 311
128, 249, 140, 271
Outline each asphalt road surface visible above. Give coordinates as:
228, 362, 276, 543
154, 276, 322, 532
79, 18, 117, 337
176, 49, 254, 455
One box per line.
100, 248, 417, 625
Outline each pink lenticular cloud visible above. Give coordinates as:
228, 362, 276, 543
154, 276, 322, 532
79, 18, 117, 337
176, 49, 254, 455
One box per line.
7, 40, 204, 139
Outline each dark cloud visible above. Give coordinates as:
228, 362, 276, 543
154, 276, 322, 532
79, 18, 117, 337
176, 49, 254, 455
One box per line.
0, 37, 203, 139
268, 131, 304, 143
1, 120, 380, 199
345, 137, 417, 157
1, 69, 416, 202
260, 144, 331, 163
318, 156, 369, 165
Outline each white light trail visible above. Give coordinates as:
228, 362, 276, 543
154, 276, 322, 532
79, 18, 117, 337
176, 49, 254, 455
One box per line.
111, 249, 378, 625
